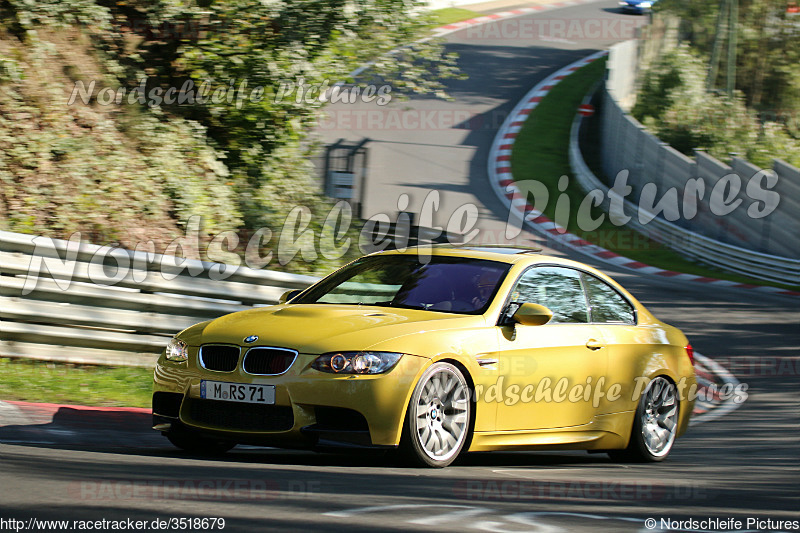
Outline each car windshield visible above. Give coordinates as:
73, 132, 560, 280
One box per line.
293, 255, 511, 314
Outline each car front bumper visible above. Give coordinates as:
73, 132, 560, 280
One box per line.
152, 349, 429, 448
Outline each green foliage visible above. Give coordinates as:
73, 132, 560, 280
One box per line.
633, 45, 800, 168
0, 0, 461, 273
0, 56, 22, 81
652, 0, 800, 148
124, 113, 243, 234
749, 120, 800, 167
6, 0, 111, 30
0, 32, 241, 245
0, 357, 153, 408
136, 0, 460, 226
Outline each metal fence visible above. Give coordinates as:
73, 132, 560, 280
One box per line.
0, 223, 466, 367
598, 40, 800, 262
0, 230, 319, 367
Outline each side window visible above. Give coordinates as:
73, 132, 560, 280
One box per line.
582, 274, 635, 324
510, 267, 589, 324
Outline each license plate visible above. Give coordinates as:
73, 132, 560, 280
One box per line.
200, 380, 275, 404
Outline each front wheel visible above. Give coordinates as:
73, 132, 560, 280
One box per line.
400, 362, 471, 468
611, 376, 679, 462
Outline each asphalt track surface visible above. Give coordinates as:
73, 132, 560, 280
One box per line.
1, 2, 798, 532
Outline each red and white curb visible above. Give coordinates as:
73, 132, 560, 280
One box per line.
691, 353, 746, 426
486, 51, 800, 298
349, 0, 605, 78
0, 400, 149, 427
0, 400, 154, 446
432, 0, 604, 38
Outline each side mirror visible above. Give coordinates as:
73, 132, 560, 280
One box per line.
512, 303, 553, 326
279, 289, 302, 304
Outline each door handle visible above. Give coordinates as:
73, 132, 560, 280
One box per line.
585, 339, 604, 350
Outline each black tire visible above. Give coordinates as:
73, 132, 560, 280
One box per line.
399, 362, 471, 468
610, 376, 679, 463
166, 430, 236, 456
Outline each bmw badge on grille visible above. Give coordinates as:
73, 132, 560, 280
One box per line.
244, 335, 259, 344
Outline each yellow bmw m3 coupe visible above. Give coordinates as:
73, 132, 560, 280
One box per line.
152, 246, 696, 467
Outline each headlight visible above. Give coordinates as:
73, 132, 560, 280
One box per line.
312, 352, 403, 375
165, 337, 188, 362
639, 2, 652, 6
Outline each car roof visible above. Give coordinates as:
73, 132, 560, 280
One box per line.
374, 244, 590, 269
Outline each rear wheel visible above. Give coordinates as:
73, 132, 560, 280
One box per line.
611, 376, 678, 462
400, 362, 471, 468
166, 430, 236, 456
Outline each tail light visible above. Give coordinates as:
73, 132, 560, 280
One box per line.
685, 343, 695, 366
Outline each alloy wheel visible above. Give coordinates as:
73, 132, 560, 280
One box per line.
640, 376, 678, 457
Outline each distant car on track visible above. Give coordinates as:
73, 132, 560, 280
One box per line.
152, 246, 695, 467
619, 0, 657, 14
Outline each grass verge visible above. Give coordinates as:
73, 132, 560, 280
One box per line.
0, 358, 152, 408
511, 57, 799, 291
430, 7, 481, 27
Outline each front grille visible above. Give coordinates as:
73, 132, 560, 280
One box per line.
187, 398, 294, 431
199, 345, 240, 372
152, 391, 183, 418
243, 347, 297, 375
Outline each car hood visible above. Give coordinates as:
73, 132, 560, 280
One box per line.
180, 304, 486, 355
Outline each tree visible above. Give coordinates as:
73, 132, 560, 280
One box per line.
0, 0, 462, 273
655, 0, 800, 128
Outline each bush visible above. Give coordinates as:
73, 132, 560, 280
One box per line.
633, 45, 800, 168
0, 0, 461, 272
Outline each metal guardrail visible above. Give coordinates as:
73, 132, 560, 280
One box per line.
0, 230, 320, 367
569, 108, 800, 285
0, 224, 459, 367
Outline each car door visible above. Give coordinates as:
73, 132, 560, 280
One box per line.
494, 266, 608, 431
580, 271, 641, 415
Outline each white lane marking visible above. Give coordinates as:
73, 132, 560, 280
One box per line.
409, 508, 494, 526
472, 516, 563, 533
325, 505, 783, 533
324, 503, 485, 518
491, 465, 630, 478
538, 36, 577, 44
691, 353, 747, 426
506, 511, 641, 522
486, 511, 642, 532
491, 468, 576, 476
326, 505, 653, 533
